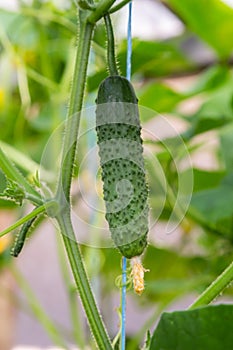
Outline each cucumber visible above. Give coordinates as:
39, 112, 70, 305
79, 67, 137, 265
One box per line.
96, 75, 149, 259
11, 216, 37, 257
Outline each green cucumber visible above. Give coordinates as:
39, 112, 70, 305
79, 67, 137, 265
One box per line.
11, 215, 37, 257
96, 75, 149, 259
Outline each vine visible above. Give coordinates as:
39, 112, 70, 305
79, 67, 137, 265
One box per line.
1, 1, 233, 349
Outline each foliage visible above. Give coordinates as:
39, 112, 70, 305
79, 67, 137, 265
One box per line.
150, 304, 233, 350
0, 0, 233, 349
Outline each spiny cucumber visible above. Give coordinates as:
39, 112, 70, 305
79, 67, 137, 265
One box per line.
11, 216, 37, 257
96, 75, 149, 259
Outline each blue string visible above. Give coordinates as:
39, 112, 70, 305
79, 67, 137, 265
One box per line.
126, 1, 132, 81
121, 256, 127, 350
121, 3, 133, 350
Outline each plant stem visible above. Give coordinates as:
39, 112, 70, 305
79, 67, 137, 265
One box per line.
189, 260, 233, 309
55, 16, 94, 205
109, 0, 131, 14
57, 214, 113, 350
0, 202, 54, 238
0, 148, 42, 205
54, 4, 123, 348
104, 14, 119, 75
87, 0, 116, 23
77, 0, 96, 10
56, 233, 86, 348
10, 265, 68, 349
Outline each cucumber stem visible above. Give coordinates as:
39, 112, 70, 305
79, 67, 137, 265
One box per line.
87, 0, 116, 24
56, 16, 94, 205
104, 13, 119, 76
57, 214, 113, 350
77, 0, 96, 10
109, 0, 132, 14
189, 260, 233, 309
0, 203, 50, 238
55, 10, 113, 350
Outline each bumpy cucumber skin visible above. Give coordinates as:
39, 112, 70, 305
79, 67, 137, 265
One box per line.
96, 76, 149, 259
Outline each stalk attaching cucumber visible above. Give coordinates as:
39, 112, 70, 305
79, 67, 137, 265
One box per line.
96, 75, 149, 259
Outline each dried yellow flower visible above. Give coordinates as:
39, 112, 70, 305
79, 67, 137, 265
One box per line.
131, 256, 148, 295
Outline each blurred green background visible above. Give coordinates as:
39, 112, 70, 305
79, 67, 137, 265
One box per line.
0, 0, 233, 349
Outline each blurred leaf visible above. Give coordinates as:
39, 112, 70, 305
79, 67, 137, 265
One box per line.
144, 247, 207, 302
166, 0, 233, 57
146, 277, 204, 295
150, 305, 233, 350
190, 173, 233, 240
138, 82, 184, 113
183, 80, 233, 138
87, 70, 107, 92
143, 245, 233, 305
184, 168, 225, 192
187, 65, 230, 95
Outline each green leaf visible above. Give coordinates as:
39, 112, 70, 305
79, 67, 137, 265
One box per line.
186, 65, 230, 95
189, 173, 233, 240
138, 82, 184, 113
185, 168, 225, 193
143, 246, 214, 303
150, 304, 233, 350
167, 0, 233, 57
183, 80, 233, 138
